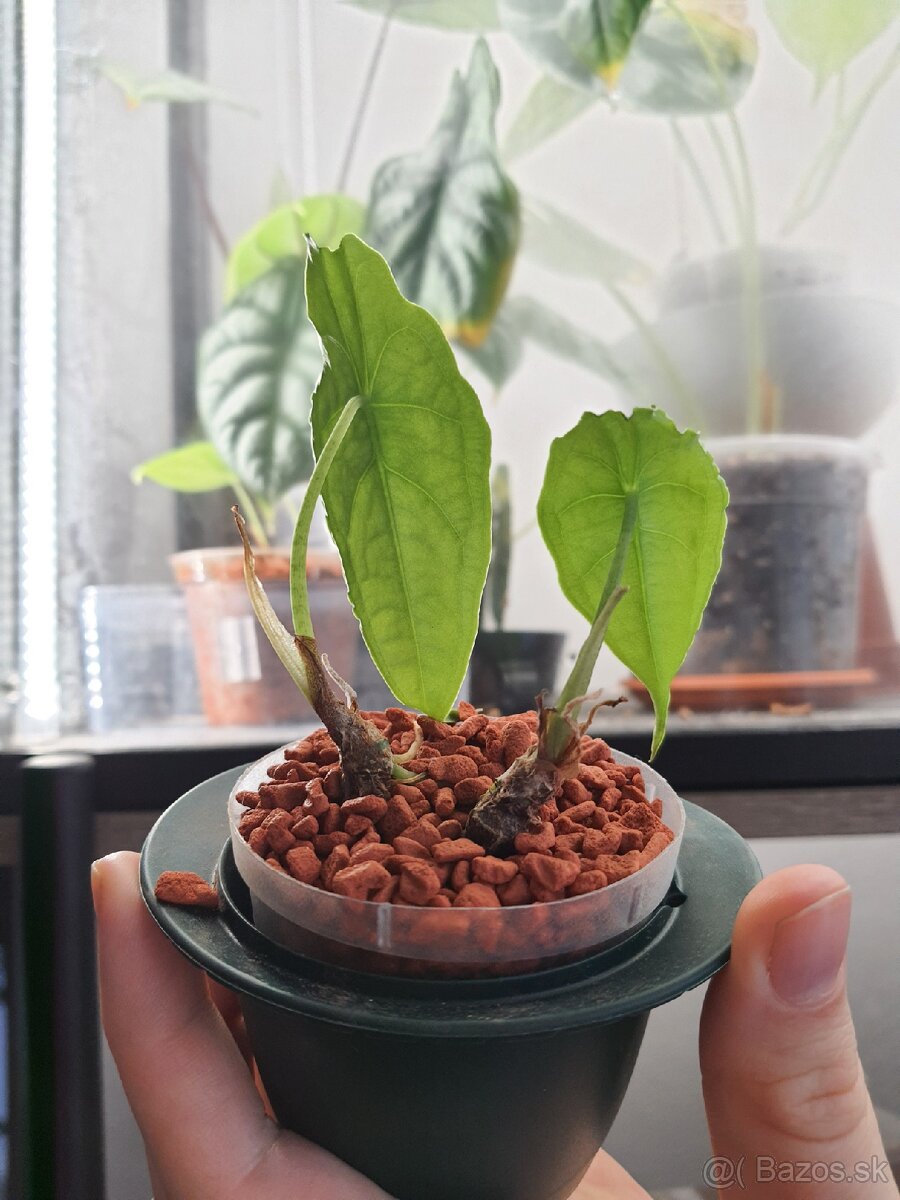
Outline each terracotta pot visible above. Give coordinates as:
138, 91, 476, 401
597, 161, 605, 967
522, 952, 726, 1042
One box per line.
170, 547, 357, 726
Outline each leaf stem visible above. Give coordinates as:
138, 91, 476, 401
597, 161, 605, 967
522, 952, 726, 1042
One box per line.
669, 118, 727, 246
231, 481, 269, 547
782, 41, 900, 235
336, 5, 394, 192
603, 279, 704, 427
544, 490, 638, 762
290, 394, 365, 636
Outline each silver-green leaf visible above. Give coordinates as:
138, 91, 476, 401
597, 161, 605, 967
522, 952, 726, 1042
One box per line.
365, 38, 520, 346
521, 196, 653, 285
307, 235, 492, 717
198, 259, 321, 504
499, 0, 654, 92
538, 407, 727, 755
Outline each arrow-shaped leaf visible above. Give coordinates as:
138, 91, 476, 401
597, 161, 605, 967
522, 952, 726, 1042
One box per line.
198, 258, 321, 505
225, 194, 365, 301
766, 0, 899, 87
538, 407, 727, 755
521, 196, 653, 285
97, 60, 255, 112
307, 235, 492, 717
131, 441, 236, 492
365, 38, 520, 346
499, 0, 654, 92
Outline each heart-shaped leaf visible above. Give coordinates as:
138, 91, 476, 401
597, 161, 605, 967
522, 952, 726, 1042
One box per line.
501, 3, 756, 159
97, 60, 255, 112
342, 0, 500, 28
505, 295, 630, 384
538, 407, 727, 754
502, 74, 596, 161
131, 441, 236, 492
618, 1, 757, 113
766, 0, 899, 86
198, 258, 321, 505
457, 306, 525, 388
521, 196, 653, 285
225, 194, 365, 300
307, 235, 492, 717
499, 0, 654, 92
365, 38, 520, 347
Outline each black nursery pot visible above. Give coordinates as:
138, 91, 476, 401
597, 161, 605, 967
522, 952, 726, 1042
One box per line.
141, 766, 760, 1200
470, 630, 566, 712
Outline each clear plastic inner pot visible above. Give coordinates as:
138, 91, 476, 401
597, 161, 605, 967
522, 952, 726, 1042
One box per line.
229, 747, 685, 977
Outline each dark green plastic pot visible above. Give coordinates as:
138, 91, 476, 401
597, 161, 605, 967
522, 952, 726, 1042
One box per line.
141, 765, 760, 1200
470, 630, 566, 712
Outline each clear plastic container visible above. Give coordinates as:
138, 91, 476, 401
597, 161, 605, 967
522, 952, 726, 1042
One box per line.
229, 747, 685, 978
80, 584, 201, 732
686, 434, 869, 676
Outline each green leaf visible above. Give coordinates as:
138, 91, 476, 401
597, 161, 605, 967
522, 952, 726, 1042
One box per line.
365, 39, 520, 346
505, 296, 630, 384
341, 0, 500, 27
97, 60, 255, 112
521, 196, 653, 285
766, 0, 899, 85
225, 195, 365, 301
131, 441, 236, 492
537, 407, 727, 755
502, 74, 596, 161
619, 1, 758, 114
499, 0, 654, 92
198, 259, 321, 505
307, 235, 492, 718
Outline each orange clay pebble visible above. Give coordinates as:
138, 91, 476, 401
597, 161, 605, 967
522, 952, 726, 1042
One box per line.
617, 828, 644, 853
290, 814, 319, 840
341, 794, 389, 822
401, 822, 442, 849
450, 860, 471, 890
398, 861, 442, 905
154, 871, 218, 909
350, 842, 394, 865
454, 882, 501, 907
560, 779, 592, 807
426, 754, 479, 784
432, 837, 486, 864
641, 830, 674, 863
380, 796, 418, 840
321, 844, 352, 888
331, 860, 392, 899
582, 825, 623, 858
453, 775, 493, 806
284, 844, 321, 884
567, 870, 609, 897
497, 874, 531, 906
591, 850, 642, 884
514, 822, 555, 854
501, 719, 533, 767
392, 836, 433, 861
520, 853, 580, 892
472, 856, 519, 885
434, 788, 456, 818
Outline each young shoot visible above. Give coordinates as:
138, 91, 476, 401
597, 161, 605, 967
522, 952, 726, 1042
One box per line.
467, 408, 728, 853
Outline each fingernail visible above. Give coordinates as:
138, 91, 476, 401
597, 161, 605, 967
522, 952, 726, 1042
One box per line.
91, 855, 114, 911
768, 886, 851, 1008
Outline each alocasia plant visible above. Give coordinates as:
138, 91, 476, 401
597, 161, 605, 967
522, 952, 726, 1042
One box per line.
236, 232, 726, 848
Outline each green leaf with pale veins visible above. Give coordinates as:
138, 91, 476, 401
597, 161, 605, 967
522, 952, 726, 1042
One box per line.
766, 0, 899, 86
499, 0, 654, 92
341, 0, 500, 28
225, 195, 365, 301
131, 441, 236, 492
306, 235, 492, 717
538, 407, 727, 755
198, 259, 321, 505
365, 38, 520, 347
505, 296, 631, 384
502, 73, 596, 162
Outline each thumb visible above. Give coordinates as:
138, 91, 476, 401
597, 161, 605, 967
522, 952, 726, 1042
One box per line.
700, 865, 895, 1199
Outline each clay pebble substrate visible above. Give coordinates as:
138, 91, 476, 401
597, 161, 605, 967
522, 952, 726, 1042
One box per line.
233, 702, 675, 910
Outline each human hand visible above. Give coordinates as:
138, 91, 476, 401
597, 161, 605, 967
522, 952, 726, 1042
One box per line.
93, 855, 896, 1200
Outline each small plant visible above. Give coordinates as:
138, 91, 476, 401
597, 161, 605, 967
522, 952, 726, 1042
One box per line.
236, 233, 727, 850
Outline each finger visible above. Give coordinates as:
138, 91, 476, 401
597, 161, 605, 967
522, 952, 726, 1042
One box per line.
207, 976, 254, 1071
94, 852, 386, 1200
700, 865, 894, 1199
93, 852, 277, 1194
574, 1147, 653, 1199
